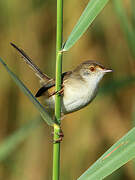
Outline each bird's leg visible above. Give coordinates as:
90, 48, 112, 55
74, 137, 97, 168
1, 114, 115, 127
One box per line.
56, 87, 64, 95
59, 128, 64, 137
53, 113, 65, 143
48, 87, 64, 97
53, 127, 64, 143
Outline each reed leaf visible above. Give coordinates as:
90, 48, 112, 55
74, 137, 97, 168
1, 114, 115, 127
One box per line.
78, 128, 135, 180
63, 0, 110, 51
0, 58, 54, 126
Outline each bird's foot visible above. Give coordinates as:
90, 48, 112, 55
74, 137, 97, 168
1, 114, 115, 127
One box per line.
53, 128, 64, 143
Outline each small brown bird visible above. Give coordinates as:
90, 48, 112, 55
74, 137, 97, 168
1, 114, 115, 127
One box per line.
10, 43, 113, 115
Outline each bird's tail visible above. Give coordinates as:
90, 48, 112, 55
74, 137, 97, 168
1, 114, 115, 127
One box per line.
10, 42, 50, 82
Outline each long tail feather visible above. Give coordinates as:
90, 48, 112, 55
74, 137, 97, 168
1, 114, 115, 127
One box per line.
10, 42, 50, 81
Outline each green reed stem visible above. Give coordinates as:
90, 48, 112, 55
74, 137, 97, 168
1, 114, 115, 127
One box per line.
52, 0, 63, 180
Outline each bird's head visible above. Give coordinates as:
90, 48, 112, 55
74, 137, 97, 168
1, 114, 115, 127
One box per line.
74, 60, 113, 84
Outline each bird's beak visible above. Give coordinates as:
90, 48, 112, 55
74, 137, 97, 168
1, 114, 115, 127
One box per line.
103, 69, 113, 73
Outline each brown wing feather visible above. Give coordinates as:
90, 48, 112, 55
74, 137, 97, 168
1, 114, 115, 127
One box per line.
47, 86, 56, 97
35, 71, 72, 98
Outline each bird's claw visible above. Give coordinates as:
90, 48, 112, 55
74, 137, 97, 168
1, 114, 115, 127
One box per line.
52, 129, 64, 143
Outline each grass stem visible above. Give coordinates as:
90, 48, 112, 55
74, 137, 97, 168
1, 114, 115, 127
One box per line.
52, 0, 63, 179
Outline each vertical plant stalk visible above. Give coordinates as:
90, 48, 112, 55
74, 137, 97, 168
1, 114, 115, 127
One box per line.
52, 0, 63, 180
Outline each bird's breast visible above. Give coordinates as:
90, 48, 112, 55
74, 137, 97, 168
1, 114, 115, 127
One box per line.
62, 79, 98, 114
44, 79, 99, 114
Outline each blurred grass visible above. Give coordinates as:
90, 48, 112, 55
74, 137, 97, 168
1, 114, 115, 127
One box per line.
113, 0, 135, 58
100, 76, 135, 95
0, 0, 135, 180
0, 116, 42, 162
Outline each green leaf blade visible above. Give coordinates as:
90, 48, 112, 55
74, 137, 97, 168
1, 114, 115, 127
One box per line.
63, 0, 110, 51
78, 128, 135, 180
0, 58, 54, 126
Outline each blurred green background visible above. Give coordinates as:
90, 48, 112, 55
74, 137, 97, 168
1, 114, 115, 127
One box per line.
0, 0, 135, 179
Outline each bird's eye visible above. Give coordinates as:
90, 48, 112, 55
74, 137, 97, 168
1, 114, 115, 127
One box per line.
90, 66, 95, 72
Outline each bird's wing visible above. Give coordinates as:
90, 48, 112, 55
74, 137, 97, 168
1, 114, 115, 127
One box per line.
35, 79, 55, 97
35, 71, 72, 98
10, 42, 51, 82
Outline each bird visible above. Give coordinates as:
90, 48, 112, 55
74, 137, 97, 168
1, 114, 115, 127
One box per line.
10, 42, 113, 116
